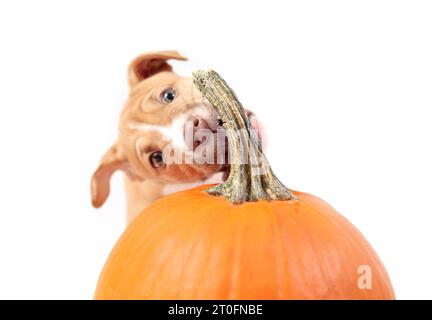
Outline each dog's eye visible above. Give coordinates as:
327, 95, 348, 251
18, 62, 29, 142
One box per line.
160, 88, 176, 103
149, 151, 164, 168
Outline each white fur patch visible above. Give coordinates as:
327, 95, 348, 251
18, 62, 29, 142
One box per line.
128, 113, 188, 150
128, 105, 213, 150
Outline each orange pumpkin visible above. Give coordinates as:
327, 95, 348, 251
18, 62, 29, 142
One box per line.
95, 185, 394, 299
94, 70, 394, 300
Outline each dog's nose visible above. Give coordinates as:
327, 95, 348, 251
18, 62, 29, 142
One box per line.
184, 116, 221, 150
192, 117, 212, 131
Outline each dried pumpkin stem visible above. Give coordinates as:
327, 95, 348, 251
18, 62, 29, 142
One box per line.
193, 70, 294, 204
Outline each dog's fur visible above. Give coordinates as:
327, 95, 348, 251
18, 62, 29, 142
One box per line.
91, 51, 259, 223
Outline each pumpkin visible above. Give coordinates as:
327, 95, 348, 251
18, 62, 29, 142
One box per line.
94, 70, 394, 300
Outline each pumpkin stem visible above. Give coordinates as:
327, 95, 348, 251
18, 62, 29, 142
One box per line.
193, 70, 294, 204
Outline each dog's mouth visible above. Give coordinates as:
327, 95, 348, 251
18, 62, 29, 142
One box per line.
191, 129, 231, 181
183, 116, 227, 152
189, 124, 230, 164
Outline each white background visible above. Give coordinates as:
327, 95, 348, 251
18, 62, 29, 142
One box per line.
0, 0, 431, 299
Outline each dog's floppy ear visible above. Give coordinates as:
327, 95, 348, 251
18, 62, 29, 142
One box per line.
128, 50, 188, 87
91, 143, 129, 208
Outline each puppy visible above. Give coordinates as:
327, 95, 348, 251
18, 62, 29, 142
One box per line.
91, 51, 260, 224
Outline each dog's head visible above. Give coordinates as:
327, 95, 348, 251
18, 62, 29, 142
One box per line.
91, 51, 237, 208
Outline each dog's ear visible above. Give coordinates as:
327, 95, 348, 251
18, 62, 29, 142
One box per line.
128, 50, 188, 87
91, 143, 129, 208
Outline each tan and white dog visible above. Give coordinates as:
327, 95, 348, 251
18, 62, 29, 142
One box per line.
91, 51, 260, 223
